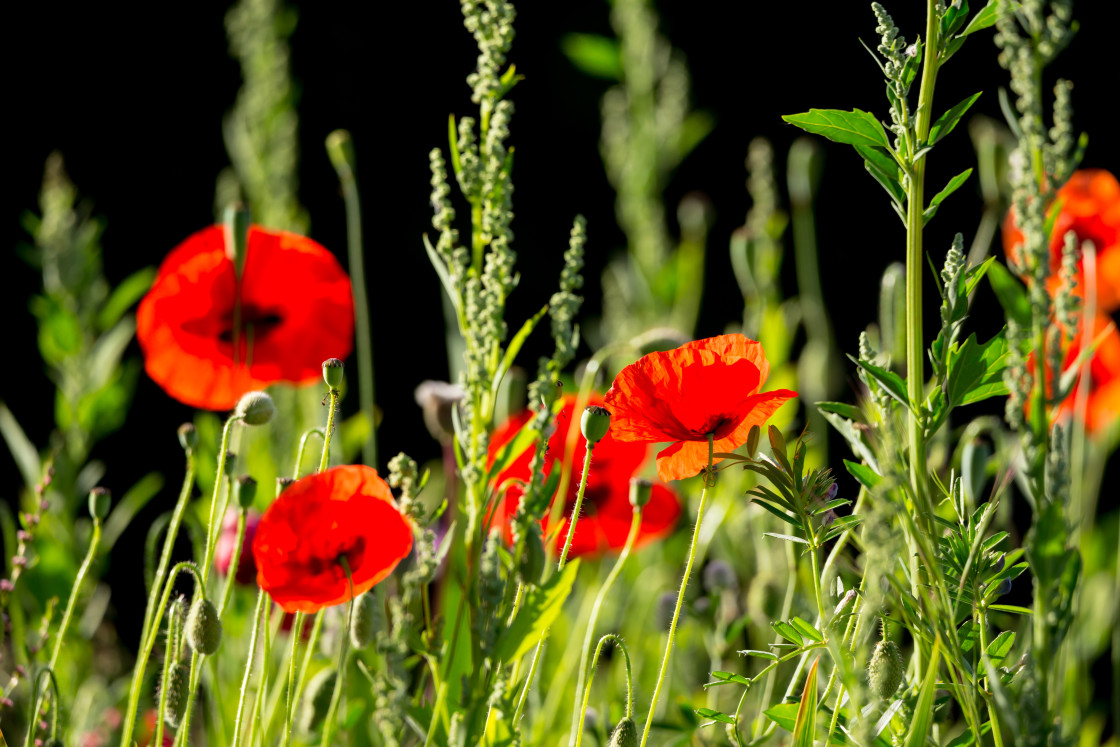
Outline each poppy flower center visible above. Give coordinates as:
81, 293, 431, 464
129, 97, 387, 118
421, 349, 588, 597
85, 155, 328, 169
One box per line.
303, 537, 366, 579
216, 304, 285, 343
692, 414, 740, 439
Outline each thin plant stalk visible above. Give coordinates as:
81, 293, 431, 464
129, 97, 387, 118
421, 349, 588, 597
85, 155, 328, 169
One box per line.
318, 561, 356, 747
153, 606, 181, 747
639, 435, 714, 747
47, 516, 101, 673
327, 131, 377, 469
571, 509, 642, 746
219, 509, 249, 617
232, 590, 268, 745
202, 415, 244, 586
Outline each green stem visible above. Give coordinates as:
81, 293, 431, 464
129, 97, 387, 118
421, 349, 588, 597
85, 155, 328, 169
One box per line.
48, 518, 100, 673
203, 415, 244, 587
232, 590, 267, 745
219, 509, 249, 617
319, 390, 339, 473
319, 561, 356, 747
119, 562, 205, 747
287, 611, 326, 743
571, 509, 642, 745
329, 140, 377, 469
575, 635, 634, 747
639, 435, 714, 747
154, 605, 181, 747
248, 602, 273, 747
24, 669, 60, 747
294, 429, 324, 480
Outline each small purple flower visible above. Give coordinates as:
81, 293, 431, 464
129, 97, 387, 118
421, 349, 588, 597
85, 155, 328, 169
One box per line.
0, 580, 13, 592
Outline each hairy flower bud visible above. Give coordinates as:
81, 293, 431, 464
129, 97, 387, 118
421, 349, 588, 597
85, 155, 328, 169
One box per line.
177, 422, 198, 453
186, 597, 222, 655
868, 639, 904, 699
300, 668, 338, 732
518, 526, 546, 586
162, 661, 189, 728
322, 358, 345, 389
629, 477, 652, 509
581, 405, 612, 445
233, 475, 258, 510
88, 487, 111, 521
349, 592, 378, 649
235, 391, 275, 426
608, 717, 638, 747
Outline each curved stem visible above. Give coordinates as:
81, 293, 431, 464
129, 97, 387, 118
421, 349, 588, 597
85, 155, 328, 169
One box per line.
233, 590, 268, 745
639, 435, 714, 747
48, 518, 101, 672
575, 635, 633, 747
203, 415, 243, 587
572, 511, 642, 746
119, 562, 205, 747
294, 429, 325, 480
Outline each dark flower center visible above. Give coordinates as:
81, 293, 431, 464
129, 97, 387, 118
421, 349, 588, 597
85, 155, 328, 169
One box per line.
217, 304, 285, 343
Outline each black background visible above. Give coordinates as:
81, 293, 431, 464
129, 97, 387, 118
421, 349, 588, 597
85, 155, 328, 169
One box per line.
3, 0, 1119, 706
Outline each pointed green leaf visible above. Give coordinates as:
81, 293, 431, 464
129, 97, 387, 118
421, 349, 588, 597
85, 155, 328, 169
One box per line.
960, 0, 1006, 36
97, 266, 156, 332
816, 401, 864, 421
844, 460, 882, 489
0, 402, 40, 489
988, 604, 1032, 615
792, 657, 820, 747
946, 331, 1012, 407
492, 304, 548, 400
986, 631, 1016, 668
782, 109, 891, 149
791, 617, 824, 643
903, 639, 941, 747
772, 620, 805, 645
765, 532, 811, 546
929, 93, 983, 145
866, 161, 907, 207
739, 649, 779, 661
752, 498, 802, 527
849, 355, 911, 411
924, 169, 973, 226
819, 411, 879, 471
495, 558, 580, 662
560, 33, 621, 80
987, 262, 1031, 327
710, 670, 753, 686
696, 707, 737, 725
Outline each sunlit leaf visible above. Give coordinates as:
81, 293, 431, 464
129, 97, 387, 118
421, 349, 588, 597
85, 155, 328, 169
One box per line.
782, 109, 891, 149
928, 93, 983, 145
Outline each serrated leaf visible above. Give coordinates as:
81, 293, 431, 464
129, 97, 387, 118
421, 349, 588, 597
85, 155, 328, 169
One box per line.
946, 331, 1011, 407
987, 261, 1031, 327
844, 460, 882, 489
696, 707, 737, 725
782, 109, 891, 149
793, 657, 820, 747
560, 33, 621, 80
928, 93, 983, 145
495, 559, 580, 662
924, 168, 973, 225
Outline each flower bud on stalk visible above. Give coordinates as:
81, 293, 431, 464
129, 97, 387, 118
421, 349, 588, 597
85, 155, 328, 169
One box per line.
162, 661, 189, 728
350, 592, 378, 649
629, 477, 652, 509
88, 487, 111, 521
868, 639, 904, 699
300, 668, 338, 732
608, 717, 638, 747
277, 476, 295, 496
581, 405, 611, 445
235, 391, 276, 426
323, 358, 345, 389
177, 423, 198, 453
185, 597, 222, 655
233, 475, 258, 510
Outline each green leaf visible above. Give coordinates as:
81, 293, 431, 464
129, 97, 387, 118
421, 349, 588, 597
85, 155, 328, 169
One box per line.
792, 657, 820, 747
960, 0, 1006, 36
738, 649, 778, 661
97, 267, 156, 332
560, 33, 621, 80
923, 168, 973, 224
765, 532, 811, 546
964, 256, 996, 298
986, 631, 1016, 668
928, 93, 982, 145
903, 638, 941, 747
751, 498, 802, 527
791, 617, 824, 643
710, 670, 752, 686
849, 355, 911, 411
857, 145, 906, 206
941, 0, 970, 36
816, 401, 864, 421
772, 620, 805, 645
0, 402, 40, 488
495, 558, 580, 663
102, 472, 165, 553
844, 460, 882, 489
696, 707, 737, 725
492, 304, 548, 400
422, 234, 462, 317
764, 702, 800, 732
988, 604, 1032, 615
865, 160, 907, 207
782, 109, 891, 149
819, 411, 879, 471
945, 331, 1011, 407
987, 262, 1031, 327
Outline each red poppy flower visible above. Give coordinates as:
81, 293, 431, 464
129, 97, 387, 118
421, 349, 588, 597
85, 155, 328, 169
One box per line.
488, 395, 681, 557
137, 225, 354, 410
1058, 313, 1120, 434
251, 465, 412, 613
1003, 169, 1120, 311
604, 334, 797, 481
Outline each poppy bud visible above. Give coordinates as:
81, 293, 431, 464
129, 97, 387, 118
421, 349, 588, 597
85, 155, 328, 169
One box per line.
88, 487, 111, 521
581, 406, 612, 445
235, 391, 275, 426
326, 130, 357, 182
518, 527, 546, 586
162, 661, 189, 728
185, 596, 222, 655
629, 477, 652, 509
868, 639, 904, 699
350, 592, 379, 649
223, 452, 237, 478
233, 475, 258, 510
322, 358, 345, 389
299, 668, 337, 732
177, 423, 198, 453
608, 717, 637, 747
223, 204, 251, 278
277, 476, 295, 496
